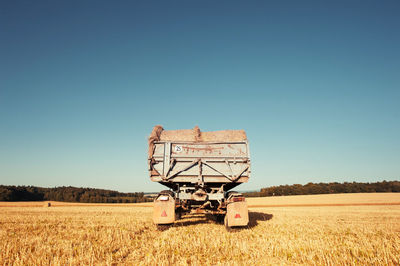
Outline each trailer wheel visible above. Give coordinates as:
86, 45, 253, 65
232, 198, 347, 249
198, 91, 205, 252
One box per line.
224, 215, 232, 231
216, 214, 224, 224
175, 211, 182, 220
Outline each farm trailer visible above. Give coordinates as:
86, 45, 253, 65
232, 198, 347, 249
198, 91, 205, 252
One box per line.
148, 126, 251, 229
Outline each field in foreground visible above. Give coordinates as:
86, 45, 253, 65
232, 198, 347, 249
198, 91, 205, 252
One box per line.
1, 193, 399, 265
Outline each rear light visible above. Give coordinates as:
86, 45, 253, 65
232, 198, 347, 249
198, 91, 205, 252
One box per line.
232, 197, 245, 202
158, 196, 169, 201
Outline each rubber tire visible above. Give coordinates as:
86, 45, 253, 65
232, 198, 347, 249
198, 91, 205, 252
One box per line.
216, 214, 225, 224
224, 215, 232, 231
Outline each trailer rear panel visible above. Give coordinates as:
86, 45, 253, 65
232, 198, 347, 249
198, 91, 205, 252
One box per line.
150, 141, 250, 187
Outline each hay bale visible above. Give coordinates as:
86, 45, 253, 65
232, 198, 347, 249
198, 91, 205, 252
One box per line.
149, 125, 163, 143
201, 130, 247, 141
148, 125, 164, 158
159, 129, 197, 141
193, 125, 201, 142
150, 125, 247, 144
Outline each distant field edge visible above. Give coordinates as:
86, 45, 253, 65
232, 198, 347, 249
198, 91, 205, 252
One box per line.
1, 193, 399, 208
0, 202, 153, 208
2, 202, 400, 208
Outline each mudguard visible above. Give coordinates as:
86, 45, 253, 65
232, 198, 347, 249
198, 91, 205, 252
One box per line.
226, 200, 249, 227
153, 195, 175, 224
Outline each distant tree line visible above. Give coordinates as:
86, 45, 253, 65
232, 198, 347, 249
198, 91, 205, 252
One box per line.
244, 181, 400, 197
0, 185, 152, 203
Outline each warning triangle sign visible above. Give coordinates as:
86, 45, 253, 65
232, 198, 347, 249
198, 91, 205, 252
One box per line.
161, 210, 167, 217
234, 213, 241, 218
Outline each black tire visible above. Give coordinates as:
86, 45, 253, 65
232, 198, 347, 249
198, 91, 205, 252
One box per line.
224, 215, 231, 231
216, 214, 225, 224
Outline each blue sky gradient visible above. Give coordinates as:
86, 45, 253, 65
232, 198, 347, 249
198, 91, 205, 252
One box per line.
1, 1, 399, 192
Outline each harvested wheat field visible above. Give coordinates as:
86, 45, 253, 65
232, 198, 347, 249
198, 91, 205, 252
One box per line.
1, 193, 399, 265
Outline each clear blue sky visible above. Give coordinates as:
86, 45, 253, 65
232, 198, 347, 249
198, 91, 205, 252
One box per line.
1, 1, 399, 192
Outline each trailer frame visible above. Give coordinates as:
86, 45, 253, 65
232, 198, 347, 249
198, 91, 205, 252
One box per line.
149, 136, 251, 230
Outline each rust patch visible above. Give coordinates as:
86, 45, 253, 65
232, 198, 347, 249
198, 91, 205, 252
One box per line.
150, 169, 160, 176
182, 146, 224, 151
178, 146, 225, 154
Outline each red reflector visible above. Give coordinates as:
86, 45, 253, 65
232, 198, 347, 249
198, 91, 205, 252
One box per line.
161, 210, 167, 217
235, 214, 241, 218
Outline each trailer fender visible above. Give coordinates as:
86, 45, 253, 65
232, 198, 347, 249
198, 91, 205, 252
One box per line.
153, 194, 175, 225
226, 200, 249, 227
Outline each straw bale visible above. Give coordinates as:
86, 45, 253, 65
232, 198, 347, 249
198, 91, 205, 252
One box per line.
160, 129, 197, 141
193, 125, 201, 142
153, 125, 247, 142
148, 125, 164, 158
201, 130, 247, 141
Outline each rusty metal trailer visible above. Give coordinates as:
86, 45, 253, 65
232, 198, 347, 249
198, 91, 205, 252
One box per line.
148, 126, 250, 230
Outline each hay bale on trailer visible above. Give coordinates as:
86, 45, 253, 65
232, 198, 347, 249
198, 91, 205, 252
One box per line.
155, 125, 247, 142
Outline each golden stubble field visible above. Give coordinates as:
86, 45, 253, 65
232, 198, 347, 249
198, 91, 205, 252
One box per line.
1, 193, 399, 265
